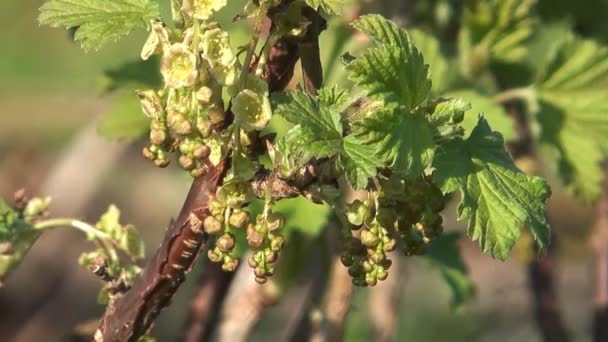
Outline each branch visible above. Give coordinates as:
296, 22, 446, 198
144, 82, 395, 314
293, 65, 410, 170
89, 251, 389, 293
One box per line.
503, 102, 569, 342
299, 7, 326, 94
309, 255, 354, 342
214, 251, 279, 342
592, 164, 608, 342
95, 160, 228, 342
181, 260, 234, 342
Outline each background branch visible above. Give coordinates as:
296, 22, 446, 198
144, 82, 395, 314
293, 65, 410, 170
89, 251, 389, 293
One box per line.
592, 164, 608, 342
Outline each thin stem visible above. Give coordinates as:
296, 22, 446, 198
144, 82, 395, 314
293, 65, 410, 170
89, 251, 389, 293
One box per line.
239, 4, 268, 90
492, 86, 534, 104
33, 218, 119, 263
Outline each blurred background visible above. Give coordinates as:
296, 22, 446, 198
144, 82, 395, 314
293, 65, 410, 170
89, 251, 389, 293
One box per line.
0, 0, 606, 341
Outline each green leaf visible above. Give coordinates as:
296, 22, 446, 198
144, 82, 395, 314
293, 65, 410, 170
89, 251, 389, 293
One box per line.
341, 136, 382, 190
98, 92, 149, 140
273, 89, 381, 189
0, 199, 40, 282
535, 35, 608, 202
272, 91, 343, 158
317, 86, 353, 113
354, 111, 434, 177
459, 0, 536, 76
305, 0, 343, 15
428, 97, 469, 141
425, 232, 475, 310
39, 0, 160, 51
433, 117, 551, 260
347, 15, 431, 110
447, 90, 515, 141
102, 57, 162, 93
119, 226, 145, 260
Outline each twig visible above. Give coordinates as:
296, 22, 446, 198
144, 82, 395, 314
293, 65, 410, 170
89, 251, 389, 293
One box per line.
214, 251, 279, 342
181, 259, 234, 342
592, 164, 608, 342
299, 7, 326, 94
504, 102, 569, 342
309, 255, 354, 342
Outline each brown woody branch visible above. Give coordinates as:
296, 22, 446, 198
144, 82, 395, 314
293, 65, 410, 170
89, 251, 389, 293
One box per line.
181, 260, 235, 342
95, 160, 228, 341
95, 5, 327, 340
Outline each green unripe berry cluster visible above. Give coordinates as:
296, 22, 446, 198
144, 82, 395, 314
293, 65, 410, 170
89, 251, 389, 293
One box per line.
204, 189, 253, 272
340, 199, 396, 287
246, 208, 285, 284
377, 176, 445, 256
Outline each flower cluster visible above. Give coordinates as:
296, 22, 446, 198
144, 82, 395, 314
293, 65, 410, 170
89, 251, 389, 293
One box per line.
246, 202, 285, 284
340, 198, 396, 287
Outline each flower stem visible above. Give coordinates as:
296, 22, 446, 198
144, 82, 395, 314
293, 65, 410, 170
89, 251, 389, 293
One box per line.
34, 218, 119, 263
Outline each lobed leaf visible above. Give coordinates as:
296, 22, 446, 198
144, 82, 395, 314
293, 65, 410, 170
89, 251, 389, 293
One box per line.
39, 0, 160, 51
347, 15, 431, 110
354, 110, 435, 177
459, 0, 536, 76
535, 35, 608, 202
433, 117, 551, 260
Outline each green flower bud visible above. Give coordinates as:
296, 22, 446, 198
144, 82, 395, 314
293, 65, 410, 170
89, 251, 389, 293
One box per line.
265, 212, 284, 231
208, 248, 222, 263
360, 230, 379, 248
191, 167, 207, 178
384, 238, 396, 252
217, 233, 235, 253
255, 276, 267, 284
255, 266, 268, 278
265, 250, 278, 263
203, 216, 223, 234
142, 146, 155, 160
161, 43, 198, 89
377, 270, 389, 281
179, 155, 195, 170
150, 127, 167, 146
207, 106, 226, 125
222, 258, 239, 272
365, 275, 377, 286
370, 251, 385, 264
247, 229, 265, 248
137, 90, 165, 120
346, 200, 369, 226
154, 158, 170, 168
193, 144, 211, 160
270, 235, 284, 252
167, 111, 193, 135
196, 86, 214, 104
229, 211, 250, 229
232, 89, 272, 132
247, 253, 258, 268
141, 20, 170, 60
